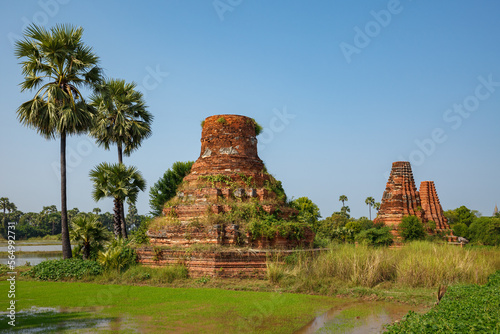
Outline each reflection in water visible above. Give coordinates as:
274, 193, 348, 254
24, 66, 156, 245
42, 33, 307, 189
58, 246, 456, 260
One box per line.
295, 302, 424, 334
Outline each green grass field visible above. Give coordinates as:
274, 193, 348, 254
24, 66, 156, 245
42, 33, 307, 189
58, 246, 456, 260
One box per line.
0, 281, 356, 333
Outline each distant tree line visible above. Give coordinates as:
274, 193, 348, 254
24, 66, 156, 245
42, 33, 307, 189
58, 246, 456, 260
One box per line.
0, 197, 149, 241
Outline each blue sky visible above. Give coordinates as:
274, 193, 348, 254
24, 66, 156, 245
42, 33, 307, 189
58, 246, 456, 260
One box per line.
1, 0, 499, 219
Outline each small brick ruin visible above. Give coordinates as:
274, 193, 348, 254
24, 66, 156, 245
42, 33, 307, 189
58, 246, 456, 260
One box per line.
137, 114, 313, 277
374, 161, 455, 240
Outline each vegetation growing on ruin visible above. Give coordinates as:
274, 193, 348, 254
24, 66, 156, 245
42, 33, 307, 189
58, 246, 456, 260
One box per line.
217, 116, 227, 124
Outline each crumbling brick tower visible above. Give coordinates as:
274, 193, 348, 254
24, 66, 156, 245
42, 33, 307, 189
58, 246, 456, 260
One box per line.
419, 181, 451, 231
147, 114, 311, 248
374, 161, 454, 240
374, 161, 425, 228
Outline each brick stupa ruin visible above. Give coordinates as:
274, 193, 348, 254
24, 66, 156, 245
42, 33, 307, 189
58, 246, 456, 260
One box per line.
374, 161, 453, 237
146, 114, 312, 249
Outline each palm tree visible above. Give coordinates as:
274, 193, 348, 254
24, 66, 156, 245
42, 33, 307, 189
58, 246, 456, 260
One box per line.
90, 78, 152, 229
373, 202, 381, 212
339, 195, 348, 209
70, 215, 110, 260
365, 197, 375, 220
0, 198, 16, 233
90, 79, 152, 164
89, 163, 146, 238
15, 24, 102, 259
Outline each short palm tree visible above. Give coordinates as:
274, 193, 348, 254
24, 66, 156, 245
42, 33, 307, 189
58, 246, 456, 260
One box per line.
365, 196, 375, 220
15, 24, 102, 259
90, 78, 152, 164
373, 202, 381, 212
89, 163, 146, 238
70, 215, 110, 260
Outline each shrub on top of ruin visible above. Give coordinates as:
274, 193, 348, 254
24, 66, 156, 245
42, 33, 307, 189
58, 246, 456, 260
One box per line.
217, 117, 227, 125
398, 216, 426, 241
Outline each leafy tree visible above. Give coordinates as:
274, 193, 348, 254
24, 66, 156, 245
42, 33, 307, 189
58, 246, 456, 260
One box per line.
365, 196, 375, 220
149, 161, 194, 216
340, 205, 351, 218
453, 222, 469, 238
15, 24, 102, 258
126, 199, 141, 231
317, 213, 349, 241
445, 206, 476, 227
70, 215, 110, 260
468, 217, 500, 246
290, 197, 321, 232
90, 163, 146, 238
398, 216, 426, 241
93, 207, 101, 215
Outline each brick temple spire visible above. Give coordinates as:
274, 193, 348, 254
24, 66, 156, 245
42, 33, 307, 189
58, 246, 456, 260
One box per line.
374, 161, 425, 227
419, 181, 450, 230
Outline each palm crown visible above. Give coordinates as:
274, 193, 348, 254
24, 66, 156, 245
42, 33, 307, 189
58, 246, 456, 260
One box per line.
15, 24, 102, 139
90, 79, 152, 161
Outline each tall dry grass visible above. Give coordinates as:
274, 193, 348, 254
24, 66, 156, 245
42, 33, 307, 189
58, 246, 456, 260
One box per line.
272, 241, 500, 289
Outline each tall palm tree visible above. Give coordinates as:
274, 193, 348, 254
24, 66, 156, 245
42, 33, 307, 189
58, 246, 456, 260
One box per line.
70, 215, 110, 260
90, 78, 152, 164
339, 195, 348, 209
90, 78, 152, 230
15, 24, 102, 259
365, 197, 375, 220
89, 163, 146, 238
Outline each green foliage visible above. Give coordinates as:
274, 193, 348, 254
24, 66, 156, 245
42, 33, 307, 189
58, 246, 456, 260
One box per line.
385, 270, 500, 333
264, 175, 286, 201
198, 174, 233, 188
149, 161, 194, 216
316, 213, 349, 240
70, 215, 110, 260
98, 238, 136, 271
290, 197, 321, 232
24, 259, 103, 280
251, 118, 263, 136
452, 222, 469, 238
200, 120, 205, 128
130, 216, 152, 245
445, 205, 476, 226
217, 117, 227, 125
468, 217, 500, 246
398, 216, 426, 241
355, 227, 393, 246
90, 78, 153, 157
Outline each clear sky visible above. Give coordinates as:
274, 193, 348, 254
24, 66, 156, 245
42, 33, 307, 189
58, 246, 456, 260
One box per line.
1, 0, 499, 219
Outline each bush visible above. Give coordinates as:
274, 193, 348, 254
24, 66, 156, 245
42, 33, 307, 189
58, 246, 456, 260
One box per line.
398, 216, 426, 241
355, 227, 393, 246
385, 270, 500, 333
24, 259, 103, 280
452, 222, 468, 238
98, 239, 137, 271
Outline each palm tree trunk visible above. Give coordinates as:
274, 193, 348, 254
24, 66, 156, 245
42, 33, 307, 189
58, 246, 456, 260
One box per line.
120, 200, 127, 239
117, 142, 127, 238
82, 242, 89, 260
117, 142, 123, 164
60, 132, 72, 259
369, 205, 372, 220
113, 198, 122, 238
